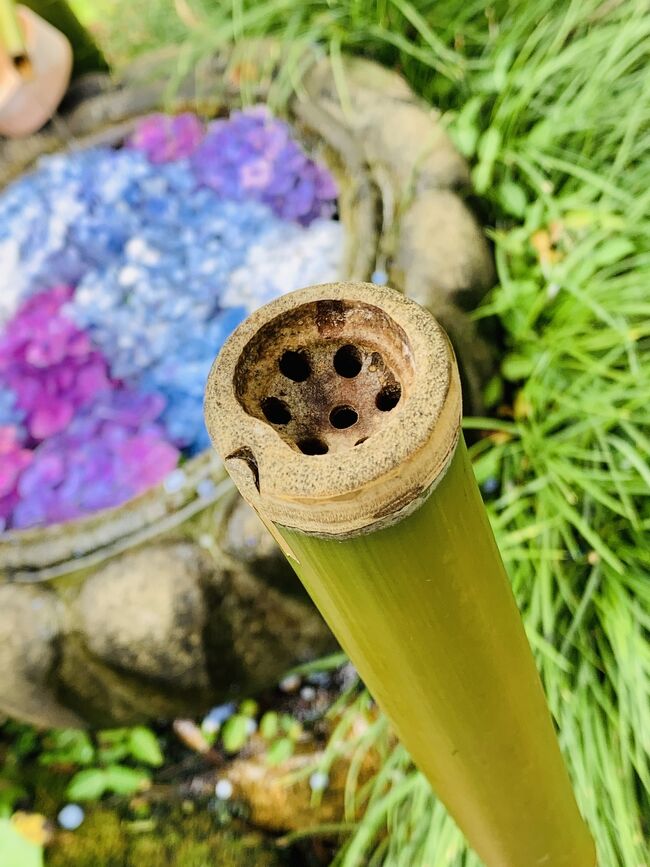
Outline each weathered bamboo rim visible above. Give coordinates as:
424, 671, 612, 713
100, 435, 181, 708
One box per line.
204, 282, 462, 538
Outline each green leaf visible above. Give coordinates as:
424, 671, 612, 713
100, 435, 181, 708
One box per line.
498, 180, 528, 218
9, 728, 39, 760
128, 728, 164, 767
279, 714, 296, 734
0, 819, 43, 867
491, 45, 515, 90
40, 730, 95, 767
66, 769, 107, 802
278, 714, 302, 740
239, 699, 259, 718
286, 652, 348, 676
473, 127, 502, 192
483, 375, 504, 409
97, 744, 129, 765
0, 781, 27, 817
527, 119, 555, 148
591, 238, 635, 268
260, 712, 279, 740
501, 353, 535, 381
472, 444, 504, 487
450, 96, 483, 158
221, 716, 249, 754
97, 729, 130, 745
103, 765, 150, 796
266, 738, 294, 767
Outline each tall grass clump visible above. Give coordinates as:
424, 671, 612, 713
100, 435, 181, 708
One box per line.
76, 0, 650, 864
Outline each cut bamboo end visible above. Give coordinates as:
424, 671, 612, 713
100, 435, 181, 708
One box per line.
204, 282, 462, 537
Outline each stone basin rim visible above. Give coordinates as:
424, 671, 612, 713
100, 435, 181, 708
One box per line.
0, 65, 378, 576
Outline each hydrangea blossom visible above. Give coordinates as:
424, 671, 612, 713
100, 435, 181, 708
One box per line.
222, 218, 345, 312
0, 148, 151, 312
0, 111, 340, 323
0, 425, 32, 530
191, 107, 337, 225
0, 386, 24, 431
0, 108, 343, 528
68, 194, 279, 380
137, 306, 247, 453
126, 112, 204, 163
11, 390, 179, 530
0, 286, 111, 441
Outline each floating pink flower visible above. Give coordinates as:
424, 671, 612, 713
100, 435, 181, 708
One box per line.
127, 113, 205, 163
0, 286, 112, 441
11, 389, 179, 529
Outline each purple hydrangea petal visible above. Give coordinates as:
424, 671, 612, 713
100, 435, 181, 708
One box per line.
127, 113, 205, 164
191, 108, 337, 225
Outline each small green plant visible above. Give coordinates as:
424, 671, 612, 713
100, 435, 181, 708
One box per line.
45, 726, 164, 801
259, 712, 302, 766
205, 699, 303, 763
0, 722, 38, 818
0, 722, 164, 867
0, 720, 165, 814
0, 722, 162, 866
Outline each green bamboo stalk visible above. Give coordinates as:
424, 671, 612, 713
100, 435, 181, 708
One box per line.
204, 281, 596, 867
0, 0, 27, 62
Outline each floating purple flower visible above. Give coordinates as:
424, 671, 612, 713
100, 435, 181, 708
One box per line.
191, 107, 337, 225
0, 425, 32, 529
0, 386, 24, 433
11, 389, 179, 530
127, 113, 205, 164
0, 286, 112, 441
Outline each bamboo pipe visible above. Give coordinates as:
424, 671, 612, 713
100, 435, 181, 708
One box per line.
21, 0, 109, 77
0, 0, 27, 66
204, 281, 596, 867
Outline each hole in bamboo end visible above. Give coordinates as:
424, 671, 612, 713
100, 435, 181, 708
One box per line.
330, 405, 358, 429
234, 299, 414, 455
333, 344, 362, 378
279, 349, 311, 382
297, 437, 329, 455
376, 384, 401, 412
261, 397, 292, 425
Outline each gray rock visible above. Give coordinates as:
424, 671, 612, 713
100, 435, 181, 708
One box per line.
0, 585, 80, 727
392, 190, 495, 311
58, 538, 333, 724
222, 497, 305, 598
74, 543, 210, 689
207, 566, 336, 697
300, 56, 470, 193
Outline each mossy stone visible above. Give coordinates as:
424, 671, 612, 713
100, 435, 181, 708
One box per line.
48, 806, 289, 867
